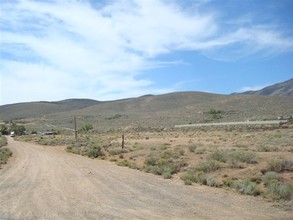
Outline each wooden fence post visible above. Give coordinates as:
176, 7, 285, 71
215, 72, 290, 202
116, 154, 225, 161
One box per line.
122, 134, 125, 149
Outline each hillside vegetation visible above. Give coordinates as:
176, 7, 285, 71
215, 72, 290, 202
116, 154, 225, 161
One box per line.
0, 99, 99, 121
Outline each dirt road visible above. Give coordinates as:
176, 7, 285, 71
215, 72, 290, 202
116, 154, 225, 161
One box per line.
0, 137, 291, 220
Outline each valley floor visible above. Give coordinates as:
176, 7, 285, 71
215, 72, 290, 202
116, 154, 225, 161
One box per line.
0, 137, 291, 219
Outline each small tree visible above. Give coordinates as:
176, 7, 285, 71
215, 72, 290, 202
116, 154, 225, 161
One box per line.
0, 124, 9, 135
207, 108, 223, 120
9, 123, 26, 136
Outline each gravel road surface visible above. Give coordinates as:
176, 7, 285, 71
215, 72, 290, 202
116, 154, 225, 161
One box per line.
0, 137, 291, 219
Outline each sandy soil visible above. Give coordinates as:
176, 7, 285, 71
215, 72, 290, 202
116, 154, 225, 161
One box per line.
0, 137, 291, 220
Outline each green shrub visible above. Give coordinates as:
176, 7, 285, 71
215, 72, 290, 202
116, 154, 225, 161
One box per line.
181, 170, 198, 185
0, 136, 7, 147
109, 149, 128, 156
83, 146, 104, 158
265, 182, 292, 201
262, 171, 280, 184
195, 160, 221, 173
209, 150, 227, 162
144, 154, 185, 177
144, 155, 159, 166
257, 145, 278, 152
66, 144, 81, 154
206, 176, 220, 187
116, 159, 131, 167
209, 150, 257, 166
228, 151, 257, 164
180, 169, 219, 187
235, 180, 261, 196
0, 148, 13, 165
223, 177, 235, 188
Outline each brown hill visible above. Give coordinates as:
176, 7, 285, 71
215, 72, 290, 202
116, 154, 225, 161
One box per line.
37, 92, 293, 131
0, 99, 99, 121
242, 78, 293, 97
1, 92, 292, 131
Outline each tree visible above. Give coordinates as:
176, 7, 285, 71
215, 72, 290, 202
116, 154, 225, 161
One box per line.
10, 123, 26, 136
207, 108, 223, 120
0, 124, 9, 135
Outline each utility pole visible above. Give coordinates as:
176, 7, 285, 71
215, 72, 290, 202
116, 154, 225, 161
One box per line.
74, 116, 77, 141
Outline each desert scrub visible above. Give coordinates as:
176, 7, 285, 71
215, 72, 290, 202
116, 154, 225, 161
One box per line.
188, 144, 197, 153
117, 159, 140, 170
109, 149, 128, 156
195, 160, 221, 173
144, 153, 187, 179
262, 171, 281, 184
81, 145, 104, 158
206, 176, 220, 187
223, 177, 236, 188
66, 144, 81, 154
0, 136, 7, 147
209, 150, 257, 166
181, 168, 220, 187
265, 182, 293, 201
234, 180, 261, 196
266, 158, 293, 172
257, 145, 278, 152
0, 148, 13, 165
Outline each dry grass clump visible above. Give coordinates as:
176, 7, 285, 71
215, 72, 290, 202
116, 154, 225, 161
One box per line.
266, 158, 293, 173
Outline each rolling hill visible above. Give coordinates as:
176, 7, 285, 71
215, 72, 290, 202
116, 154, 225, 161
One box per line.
1, 78, 292, 131
242, 78, 293, 97
0, 99, 99, 121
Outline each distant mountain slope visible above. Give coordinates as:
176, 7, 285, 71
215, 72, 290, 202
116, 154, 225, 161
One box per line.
0, 99, 99, 121
1, 91, 293, 130
45, 92, 293, 130
242, 78, 293, 97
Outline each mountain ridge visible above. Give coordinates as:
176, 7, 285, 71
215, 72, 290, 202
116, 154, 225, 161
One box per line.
241, 78, 293, 97
1, 78, 292, 122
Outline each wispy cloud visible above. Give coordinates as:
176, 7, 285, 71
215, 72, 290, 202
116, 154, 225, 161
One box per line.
239, 84, 269, 92
0, 0, 292, 104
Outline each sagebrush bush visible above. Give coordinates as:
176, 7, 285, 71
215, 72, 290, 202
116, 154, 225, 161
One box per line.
235, 180, 261, 196
0, 136, 7, 147
257, 145, 278, 152
195, 160, 221, 173
209, 150, 257, 167
144, 153, 186, 178
109, 149, 128, 156
223, 177, 235, 187
83, 146, 104, 158
209, 150, 227, 162
180, 169, 220, 187
267, 158, 293, 172
0, 148, 13, 165
262, 171, 280, 184
265, 182, 292, 201
206, 176, 220, 187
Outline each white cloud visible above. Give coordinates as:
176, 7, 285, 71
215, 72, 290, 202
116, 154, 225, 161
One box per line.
0, 0, 292, 104
239, 85, 269, 92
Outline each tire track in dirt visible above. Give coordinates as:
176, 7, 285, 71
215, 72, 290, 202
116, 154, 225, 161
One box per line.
0, 137, 291, 219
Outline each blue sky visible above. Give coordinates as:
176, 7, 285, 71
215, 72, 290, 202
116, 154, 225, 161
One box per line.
0, 0, 292, 105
